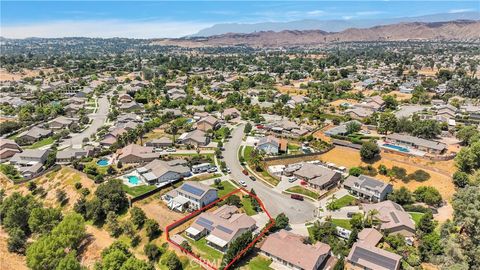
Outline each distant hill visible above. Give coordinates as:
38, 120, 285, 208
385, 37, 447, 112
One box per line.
153, 20, 480, 48
191, 11, 480, 37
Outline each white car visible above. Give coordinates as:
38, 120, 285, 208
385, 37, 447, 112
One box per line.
208, 167, 218, 173
239, 180, 247, 187
166, 148, 176, 152
288, 176, 297, 183
226, 167, 231, 173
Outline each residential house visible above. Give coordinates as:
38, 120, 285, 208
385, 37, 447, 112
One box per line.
145, 137, 173, 148
137, 159, 190, 185
100, 127, 127, 147
260, 229, 331, 270
16, 126, 52, 145
343, 175, 393, 202
324, 120, 362, 136
362, 200, 416, 237
163, 181, 218, 211
116, 144, 158, 164
48, 116, 76, 130
197, 116, 219, 132
178, 130, 209, 147
56, 147, 94, 164
222, 108, 241, 119
64, 103, 84, 117
118, 93, 133, 103
10, 149, 50, 167
346, 228, 401, 270
185, 205, 256, 252
385, 133, 447, 155
119, 101, 143, 112
256, 135, 287, 155
0, 139, 22, 160
292, 163, 342, 190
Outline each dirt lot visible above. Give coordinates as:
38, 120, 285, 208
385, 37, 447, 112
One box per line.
0, 228, 28, 270
328, 99, 358, 108
0, 68, 58, 81
275, 85, 308, 95
135, 194, 186, 231
318, 146, 456, 200
389, 90, 413, 101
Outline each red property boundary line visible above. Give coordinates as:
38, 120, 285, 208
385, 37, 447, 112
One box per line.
165, 187, 275, 270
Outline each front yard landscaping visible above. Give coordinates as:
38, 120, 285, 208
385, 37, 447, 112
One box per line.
241, 196, 258, 216
331, 218, 352, 230
327, 195, 357, 210
409, 212, 425, 226
286, 185, 320, 199
25, 136, 55, 149
122, 184, 157, 197
212, 180, 237, 197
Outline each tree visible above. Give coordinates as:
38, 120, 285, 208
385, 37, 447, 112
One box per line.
419, 232, 443, 261
417, 211, 436, 235
388, 187, 414, 205
120, 257, 154, 270
165, 252, 181, 270
106, 211, 123, 238
144, 243, 161, 261
145, 219, 160, 240
360, 141, 380, 161
349, 167, 363, 177
224, 195, 242, 207
382, 95, 398, 110
244, 122, 252, 134
346, 121, 361, 134
455, 141, 480, 173
55, 251, 82, 270
221, 231, 253, 269
0, 192, 39, 234
274, 213, 289, 231
453, 171, 470, 188
7, 227, 27, 254
456, 126, 478, 146
414, 186, 442, 207
180, 241, 192, 253
56, 189, 68, 205
28, 207, 62, 234
377, 112, 397, 134
130, 207, 146, 228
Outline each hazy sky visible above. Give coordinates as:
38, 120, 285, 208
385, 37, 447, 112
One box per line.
1, 1, 479, 38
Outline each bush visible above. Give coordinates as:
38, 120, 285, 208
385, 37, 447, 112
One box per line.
130, 207, 146, 228
408, 170, 431, 182
391, 166, 407, 181
360, 141, 380, 161
74, 182, 82, 190
414, 186, 442, 207
144, 243, 162, 261
452, 171, 469, 188
145, 219, 161, 240
349, 167, 363, 177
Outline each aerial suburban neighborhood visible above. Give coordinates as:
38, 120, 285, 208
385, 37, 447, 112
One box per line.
0, 1, 479, 270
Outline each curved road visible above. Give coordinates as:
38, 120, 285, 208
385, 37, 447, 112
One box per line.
61, 94, 111, 149
223, 124, 315, 224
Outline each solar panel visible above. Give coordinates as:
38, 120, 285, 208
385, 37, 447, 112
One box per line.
196, 217, 214, 231
352, 246, 398, 270
390, 212, 400, 223
181, 183, 205, 196
216, 225, 233, 234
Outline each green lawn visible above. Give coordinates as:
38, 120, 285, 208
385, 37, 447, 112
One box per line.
122, 184, 157, 197
286, 185, 320, 199
242, 197, 257, 216
212, 181, 237, 197
243, 255, 273, 270
183, 235, 223, 262
409, 212, 425, 226
25, 137, 55, 149
258, 170, 280, 186
243, 146, 254, 163
331, 219, 352, 230
328, 195, 357, 209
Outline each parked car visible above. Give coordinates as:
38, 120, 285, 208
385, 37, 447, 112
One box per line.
242, 169, 248, 175
226, 167, 231, 173
288, 176, 297, 183
291, 194, 304, 201
166, 148, 176, 152
208, 167, 218, 173
239, 180, 247, 187
249, 176, 256, 181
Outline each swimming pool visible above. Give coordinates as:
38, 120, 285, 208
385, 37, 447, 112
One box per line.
97, 159, 110, 166
127, 175, 140, 185
383, 144, 410, 152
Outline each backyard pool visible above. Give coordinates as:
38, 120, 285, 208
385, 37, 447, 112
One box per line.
382, 144, 410, 152
97, 159, 110, 166
127, 175, 140, 185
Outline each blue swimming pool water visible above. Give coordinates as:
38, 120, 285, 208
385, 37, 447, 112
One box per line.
383, 144, 410, 152
127, 175, 140, 185
97, 159, 109, 166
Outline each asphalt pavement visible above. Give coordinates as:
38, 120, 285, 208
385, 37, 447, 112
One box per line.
223, 124, 315, 224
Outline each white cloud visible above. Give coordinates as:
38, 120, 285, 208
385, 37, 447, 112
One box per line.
356, 11, 383, 16
448, 9, 474, 14
342, 15, 354, 20
1, 20, 212, 38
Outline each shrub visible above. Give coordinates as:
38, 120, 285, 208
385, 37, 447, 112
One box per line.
360, 141, 380, 161
74, 182, 82, 190
349, 167, 363, 177
408, 170, 431, 182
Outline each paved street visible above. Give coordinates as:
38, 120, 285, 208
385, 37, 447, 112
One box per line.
61, 94, 111, 149
223, 124, 315, 224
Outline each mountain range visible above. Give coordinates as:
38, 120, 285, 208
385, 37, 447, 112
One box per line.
191, 11, 480, 37
153, 20, 480, 48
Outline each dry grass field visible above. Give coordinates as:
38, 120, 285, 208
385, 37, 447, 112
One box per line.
318, 147, 457, 200
275, 85, 308, 95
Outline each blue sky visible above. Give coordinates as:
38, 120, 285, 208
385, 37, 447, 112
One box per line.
1, 1, 479, 38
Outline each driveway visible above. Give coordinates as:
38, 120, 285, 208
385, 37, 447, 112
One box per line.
61, 94, 111, 149
223, 124, 315, 224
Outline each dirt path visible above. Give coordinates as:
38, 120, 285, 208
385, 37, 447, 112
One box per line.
0, 228, 28, 270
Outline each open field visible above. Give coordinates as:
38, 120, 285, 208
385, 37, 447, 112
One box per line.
318, 146, 456, 200
0, 68, 58, 81
389, 90, 413, 101
275, 85, 308, 95
328, 98, 358, 108
136, 195, 186, 230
